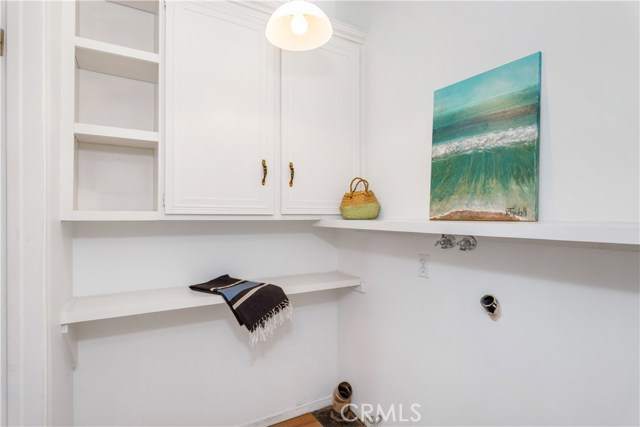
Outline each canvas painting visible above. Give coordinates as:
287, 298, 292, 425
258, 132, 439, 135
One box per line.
430, 52, 541, 221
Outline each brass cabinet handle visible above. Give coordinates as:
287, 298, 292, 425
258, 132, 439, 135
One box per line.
289, 162, 295, 187
261, 159, 267, 186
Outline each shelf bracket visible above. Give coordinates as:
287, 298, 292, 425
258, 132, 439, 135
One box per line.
61, 324, 77, 370
354, 281, 366, 293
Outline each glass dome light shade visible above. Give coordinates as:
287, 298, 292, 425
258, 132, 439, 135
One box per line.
266, 0, 333, 52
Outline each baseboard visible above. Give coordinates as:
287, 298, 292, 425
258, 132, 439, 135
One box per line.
241, 395, 332, 427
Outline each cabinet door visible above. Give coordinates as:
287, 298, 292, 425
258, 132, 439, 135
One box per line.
281, 37, 361, 214
165, 2, 275, 214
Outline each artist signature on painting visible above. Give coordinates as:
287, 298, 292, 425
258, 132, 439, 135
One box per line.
506, 206, 528, 217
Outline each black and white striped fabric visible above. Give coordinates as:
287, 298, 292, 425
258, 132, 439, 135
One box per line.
190, 275, 292, 344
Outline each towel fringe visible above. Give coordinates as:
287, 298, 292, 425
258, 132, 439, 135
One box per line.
249, 299, 293, 346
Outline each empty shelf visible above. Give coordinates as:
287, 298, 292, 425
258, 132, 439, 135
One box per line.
315, 220, 640, 246
68, 210, 162, 221
74, 123, 159, 149
75, 36, 159, 83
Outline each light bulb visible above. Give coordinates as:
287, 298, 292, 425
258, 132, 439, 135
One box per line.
266, 0, 333, 51
290, 14, 308, 35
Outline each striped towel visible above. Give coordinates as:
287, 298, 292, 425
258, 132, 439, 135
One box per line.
189, 275, 292, 345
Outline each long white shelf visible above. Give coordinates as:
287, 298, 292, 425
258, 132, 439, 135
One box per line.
61, 212, 340, 222
68, 210, 162, 221
75, 123, 159, 149
75, 36, 159, 83
315, 219, 640, 246
60, 271, 363, 326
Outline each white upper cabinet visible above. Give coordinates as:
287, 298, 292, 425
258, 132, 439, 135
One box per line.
281, 35, 362, 214
165, 2, 276, 214
164, 2, 366, 217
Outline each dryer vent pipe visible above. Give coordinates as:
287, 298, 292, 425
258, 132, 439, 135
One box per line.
331, 381, 353, 421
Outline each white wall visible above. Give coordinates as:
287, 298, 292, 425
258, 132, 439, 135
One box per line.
48, 2, 75, 424
335, 1, 640, 426
321, 1, 373, 32
72, 222, 336, 296
337, 233, 639, 426
0, 0, 6, 423
5, 2, 75, 425
5, 2, 64, 425
72, 222, 342, 425
359, 1, 639, 222
75, 291, 339, 426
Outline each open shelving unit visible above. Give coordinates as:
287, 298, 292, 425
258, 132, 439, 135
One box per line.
74, 123, 159, 149
75, 36, 159, 83
61, 271, 364, 368
62, 0, 162, 220
315, 219, 640, 246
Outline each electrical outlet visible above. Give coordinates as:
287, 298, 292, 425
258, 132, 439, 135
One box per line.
418, 253, 430, 278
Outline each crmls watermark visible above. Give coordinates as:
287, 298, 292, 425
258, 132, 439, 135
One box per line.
340, 403, 422, 423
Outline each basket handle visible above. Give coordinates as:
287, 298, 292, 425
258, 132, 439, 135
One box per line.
349, 177, 370, 196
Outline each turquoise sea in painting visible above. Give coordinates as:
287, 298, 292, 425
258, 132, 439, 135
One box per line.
430, 52, 541, 221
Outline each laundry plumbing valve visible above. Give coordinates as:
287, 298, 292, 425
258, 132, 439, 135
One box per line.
434, 234, 477, 251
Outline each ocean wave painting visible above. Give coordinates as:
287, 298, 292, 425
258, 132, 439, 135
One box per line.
430, 52, 541, 221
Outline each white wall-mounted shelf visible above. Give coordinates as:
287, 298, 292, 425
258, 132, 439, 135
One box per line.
61, 271, 363, 325
315, 219, 640, 246
75, 36, 159, 83
61, 271, 363, 367
61, 213, 343, 222
68, 210, 162, 221
75, 123, 159, 149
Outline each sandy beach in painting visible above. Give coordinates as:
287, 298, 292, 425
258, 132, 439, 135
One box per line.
430, 53, 541, 222
432, 210, 523, 221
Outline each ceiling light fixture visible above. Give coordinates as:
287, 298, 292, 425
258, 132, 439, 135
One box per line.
266, 0, 333, 52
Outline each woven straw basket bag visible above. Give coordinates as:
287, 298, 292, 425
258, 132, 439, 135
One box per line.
340, 177, 380, 220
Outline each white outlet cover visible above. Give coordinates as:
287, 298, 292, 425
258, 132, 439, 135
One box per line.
418, 253, 430, 278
